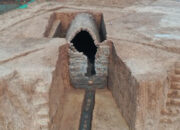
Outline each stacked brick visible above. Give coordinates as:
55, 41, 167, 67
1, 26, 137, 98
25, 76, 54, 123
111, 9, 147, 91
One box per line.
69, 43, 109, 89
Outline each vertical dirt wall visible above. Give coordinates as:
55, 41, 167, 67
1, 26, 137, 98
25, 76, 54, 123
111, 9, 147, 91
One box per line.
49, 44, 71, 130
107, 41, 172, 130
107, 41, 138, 130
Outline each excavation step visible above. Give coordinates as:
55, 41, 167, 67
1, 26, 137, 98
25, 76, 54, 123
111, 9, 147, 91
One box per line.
168, 90, 180, 98
175, 62, 180, 68
171, 75, 180, 82
175, 68, 180, 74
79, 89, 95, 130
160, 117, 173, 124
166, 98, 180, 107
171, 82, 180, 90
161, 108, 179, 116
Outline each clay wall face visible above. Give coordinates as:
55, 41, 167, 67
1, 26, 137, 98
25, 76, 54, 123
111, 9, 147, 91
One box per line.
49, 44, 71, 130
108, 42, 138, 130
107, 41, 176, 130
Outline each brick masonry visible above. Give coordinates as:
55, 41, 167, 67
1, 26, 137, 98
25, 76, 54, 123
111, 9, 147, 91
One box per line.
69, 42, 110, 89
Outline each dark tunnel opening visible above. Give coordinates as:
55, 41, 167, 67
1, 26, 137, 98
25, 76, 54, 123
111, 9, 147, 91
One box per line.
71, 31, 97, 76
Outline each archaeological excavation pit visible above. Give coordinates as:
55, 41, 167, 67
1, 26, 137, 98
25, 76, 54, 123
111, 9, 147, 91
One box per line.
49, 12, 136, 130
1, 1, 180, 130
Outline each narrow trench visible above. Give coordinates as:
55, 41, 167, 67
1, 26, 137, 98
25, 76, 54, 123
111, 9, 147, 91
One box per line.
71, 31, 97, 76
71, 31, 97, 130
79, 89, 95, 130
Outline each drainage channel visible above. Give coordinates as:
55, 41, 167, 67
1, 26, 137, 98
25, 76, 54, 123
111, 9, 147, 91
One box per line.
79, 89, 95, 130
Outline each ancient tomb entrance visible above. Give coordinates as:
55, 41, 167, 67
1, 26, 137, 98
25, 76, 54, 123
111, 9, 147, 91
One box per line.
48, 11, 132, 130
66, 13, 110, 130
71, 30, 97, 76
66, 13, 109, 89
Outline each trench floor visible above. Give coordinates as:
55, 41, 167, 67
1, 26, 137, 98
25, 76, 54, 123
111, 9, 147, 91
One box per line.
58, 89, 129, 130
92, 89, 129, 130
